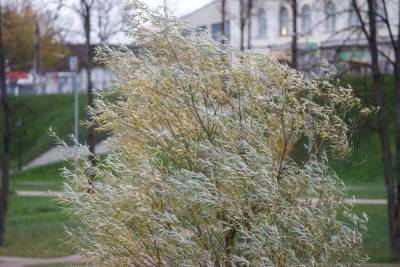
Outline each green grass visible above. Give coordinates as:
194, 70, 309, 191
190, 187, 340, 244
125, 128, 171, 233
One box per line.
0, 94, 108, 169
333, 75, 396, 199
0, 195, 76, 258
354, 205, 391, 263
3, 163, 395, 263
1, 75, 397, 262
344, 180, 387, 199
10, 162, 66, 192
0, 195, 392, 263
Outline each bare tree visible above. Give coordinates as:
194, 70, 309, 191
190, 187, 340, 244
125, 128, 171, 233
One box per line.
93, 0, 123, 43
239, 0, 246, 51
290, 0, 298, 69
77, 0, 96, 174
29, 0, 64, 91
0, 3, 11, 246
377, 0, 400, 258
352, 0, 400, 259
238, 0, 255, 51
247, 0, 253, 50
66, 0, 123, 187
392, 3, 400, 257
221, 0, 227, 44
163, 0, 167, 17
33, 20, 40, 90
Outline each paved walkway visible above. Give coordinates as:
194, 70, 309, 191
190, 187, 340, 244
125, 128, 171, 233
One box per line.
15, 190, 389, 205
16, 190, 60, 197
0, 255, 397, 267
363, 265, 400, 267
0, 255, 83, 267
22, 141, 109, 171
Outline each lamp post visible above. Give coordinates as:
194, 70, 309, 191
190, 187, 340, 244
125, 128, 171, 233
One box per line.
69, 56, 79, 140
16, 118, 22, 171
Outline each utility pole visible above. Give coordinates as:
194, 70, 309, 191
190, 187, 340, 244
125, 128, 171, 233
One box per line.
69, 56, 79, 140
164, 0, 167, 17
16, 119, 23, 171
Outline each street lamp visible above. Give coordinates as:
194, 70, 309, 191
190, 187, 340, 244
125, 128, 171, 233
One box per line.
69, 56, 79, 140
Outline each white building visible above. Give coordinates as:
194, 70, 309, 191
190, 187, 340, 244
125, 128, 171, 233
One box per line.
6, 68, 113, 96
181, 0, 398, 73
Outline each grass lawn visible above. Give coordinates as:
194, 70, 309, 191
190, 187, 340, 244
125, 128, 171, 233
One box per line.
0, 195, 76, 258
332, 75, 396, 199
10, 162, 66, 192
0, 94, 108, 169
334, 117, 388, 199
8, 159, 387, 199
2, 162, 396, 263
354, 205, 392, 263
344, 179, 387, 199
0, 75, 397, 263
0, 195, 393, 263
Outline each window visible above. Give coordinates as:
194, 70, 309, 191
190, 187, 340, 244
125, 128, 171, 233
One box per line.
301, 5, 312, 34
211, 21, 230, 42
257, 8, 267, 37
325, 1, 336, 32
349, 3, 360, 27
196, 25, 207, 34
279, 6, 289, 36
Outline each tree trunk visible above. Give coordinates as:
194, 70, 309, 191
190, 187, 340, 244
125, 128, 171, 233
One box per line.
393, 37, 400, 262
163, 0, 167, 17
33, 21, 40, 93
221, 0, 226, 44
83, 2, 96, 170
0, 4, 11, 246
364, 0, 398, 259
392, 0, 400, 260
247, 0, 252, 50
239, 0, 245, 51
291, 0, 298, 69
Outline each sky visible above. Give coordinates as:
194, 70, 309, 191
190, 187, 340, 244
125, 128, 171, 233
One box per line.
16, 0, 214, 44
142, 0, 212, 17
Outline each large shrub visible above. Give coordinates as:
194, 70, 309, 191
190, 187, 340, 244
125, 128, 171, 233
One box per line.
59, 1, 368, 266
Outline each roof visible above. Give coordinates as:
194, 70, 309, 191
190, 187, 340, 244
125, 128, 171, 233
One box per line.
180, 0, 218, 20
6, 71, 28, 81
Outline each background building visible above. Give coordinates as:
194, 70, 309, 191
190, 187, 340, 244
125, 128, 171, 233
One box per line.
182, 0, 398, 73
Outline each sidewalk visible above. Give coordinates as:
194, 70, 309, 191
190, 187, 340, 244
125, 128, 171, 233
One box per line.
0, 255, 397, 267
0, 255, 83, 267
15, 190, 389, 205
22, 141, 108, 171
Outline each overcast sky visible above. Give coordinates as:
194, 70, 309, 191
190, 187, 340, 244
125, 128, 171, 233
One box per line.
143, 0, 212, 17
20, 0, 214, 44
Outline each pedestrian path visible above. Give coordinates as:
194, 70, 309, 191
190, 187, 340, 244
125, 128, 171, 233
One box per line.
0, 255, 397, 267
16, 190, 59, 197
0, 254, 83, 267
15, 190, 389, 205
22, 140, 109, 171
363, 264, 400, 267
